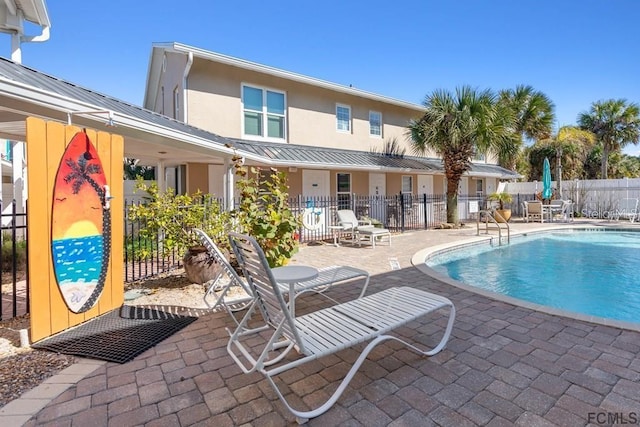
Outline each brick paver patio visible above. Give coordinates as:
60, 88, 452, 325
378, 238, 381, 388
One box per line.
3, 220, 640, 426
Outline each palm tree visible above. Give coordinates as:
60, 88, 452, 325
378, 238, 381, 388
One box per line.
498, 85, 555, 170
64, 153, 111, 313
578, 99, 640, 179
529, 126, 596, 181
408, 86, 514, 224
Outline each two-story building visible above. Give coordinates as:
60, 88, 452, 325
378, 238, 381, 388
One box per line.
142, 42, 518, 207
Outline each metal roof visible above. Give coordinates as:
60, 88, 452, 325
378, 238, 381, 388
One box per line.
0, 57, 519, 179
228, 138, 520, 178
0, 56, 233, 146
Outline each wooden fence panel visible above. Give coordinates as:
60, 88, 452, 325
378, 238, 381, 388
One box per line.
27, 118, 124, 342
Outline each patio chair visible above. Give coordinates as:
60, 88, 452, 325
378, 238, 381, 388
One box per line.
194, 229, 371, 321
523, 200, 544, 223
227, 232, 456, 424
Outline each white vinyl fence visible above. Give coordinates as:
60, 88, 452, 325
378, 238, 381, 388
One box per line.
504, 178, 640, 219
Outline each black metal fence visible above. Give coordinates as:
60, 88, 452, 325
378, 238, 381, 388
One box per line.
1, 200, 28, 320
124, 200, 184, 283
292, 193, 486, 242
0, 191, 557, 320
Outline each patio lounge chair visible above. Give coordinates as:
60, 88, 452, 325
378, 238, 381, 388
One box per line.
193, 228, 254, 322
337, 209, 391, 247
227, 232, 456, 423
523, 200, 544, 223
194, 229, 371, 322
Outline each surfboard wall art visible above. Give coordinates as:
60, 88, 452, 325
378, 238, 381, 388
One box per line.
51, 131, 112, 313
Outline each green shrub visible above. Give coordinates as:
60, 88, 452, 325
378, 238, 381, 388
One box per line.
127, 179, 232, 255
234, 165, 301, 267
2, 232, 27, 272
124, 234, 157, 261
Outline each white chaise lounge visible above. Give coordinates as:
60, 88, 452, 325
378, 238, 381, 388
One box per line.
227, 231, 456, 424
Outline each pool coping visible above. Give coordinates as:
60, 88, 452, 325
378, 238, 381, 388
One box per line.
411, 223, 640, 333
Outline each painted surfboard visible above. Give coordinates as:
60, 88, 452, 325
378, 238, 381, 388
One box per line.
51, 132, 111, 313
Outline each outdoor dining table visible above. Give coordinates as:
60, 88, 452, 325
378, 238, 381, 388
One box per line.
271, 265, 319, 316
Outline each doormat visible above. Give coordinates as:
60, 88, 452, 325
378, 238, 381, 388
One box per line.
32, 307, 197, 364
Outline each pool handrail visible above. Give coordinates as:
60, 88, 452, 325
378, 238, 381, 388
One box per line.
477, 209, 510, 245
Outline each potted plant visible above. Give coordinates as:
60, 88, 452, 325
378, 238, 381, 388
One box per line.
487, 192, 513, 223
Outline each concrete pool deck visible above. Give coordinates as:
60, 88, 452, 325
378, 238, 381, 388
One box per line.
2, 219, 640, 426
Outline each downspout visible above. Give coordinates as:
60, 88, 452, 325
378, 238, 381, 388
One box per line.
21, 24, 50, 43
182, 51, 193, 123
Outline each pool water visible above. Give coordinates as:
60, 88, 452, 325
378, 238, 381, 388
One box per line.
427, 230, 640, 324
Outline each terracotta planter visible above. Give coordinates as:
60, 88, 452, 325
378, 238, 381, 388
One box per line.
182, 246, 223, 286
494, 209, 511, 223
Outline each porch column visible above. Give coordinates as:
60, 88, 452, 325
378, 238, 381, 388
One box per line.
156, 160, 166, 192
12, 141, 25, 214
224, 158, 235, 211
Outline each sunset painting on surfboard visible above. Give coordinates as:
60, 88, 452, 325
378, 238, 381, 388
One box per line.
51, 132, 111, 313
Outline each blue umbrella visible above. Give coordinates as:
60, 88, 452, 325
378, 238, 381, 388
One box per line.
542, 157, 552, 200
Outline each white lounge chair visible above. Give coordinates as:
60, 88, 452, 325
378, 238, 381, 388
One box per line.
336, 209, 391, 247
193, 228, 254, 322
336, 209, 371, 243
227, 232, 456, 424
194, 229, 371, 321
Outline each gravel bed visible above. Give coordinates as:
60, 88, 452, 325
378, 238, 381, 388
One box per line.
0, 315, 76, 407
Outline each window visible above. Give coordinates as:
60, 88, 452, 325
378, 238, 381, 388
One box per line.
337, 173, 351, 209
369, 111, 382, 137
336, 104, 351, 132
173, 86, 180, 119
160, 86, 165, 116
242, 85, 286, 140
402, 176, 413, 194
476, 179, 484, 196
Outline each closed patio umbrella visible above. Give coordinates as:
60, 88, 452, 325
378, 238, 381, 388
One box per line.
542, 157, 552, 201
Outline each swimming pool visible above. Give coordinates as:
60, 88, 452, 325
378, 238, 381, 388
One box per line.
426, 229, 640, 326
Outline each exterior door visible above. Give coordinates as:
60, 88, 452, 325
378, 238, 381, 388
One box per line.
302, 170, 330, 197
417, 175, 433, 195
369, 173, 386, 196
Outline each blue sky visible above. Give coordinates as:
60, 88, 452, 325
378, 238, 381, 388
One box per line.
3, 0, 640, 153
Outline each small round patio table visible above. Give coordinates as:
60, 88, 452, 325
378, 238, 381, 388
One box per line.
271, 265, 319, 316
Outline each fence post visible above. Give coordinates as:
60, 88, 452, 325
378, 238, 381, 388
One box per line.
423, 193, 428, 229
399, 192, 405, 233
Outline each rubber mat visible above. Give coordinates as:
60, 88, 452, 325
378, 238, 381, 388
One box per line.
32, 307, 197, 364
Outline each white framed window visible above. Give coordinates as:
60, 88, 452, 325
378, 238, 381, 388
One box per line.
402, 175, 413, 194
476, 179, 484, 196
337, 173, 351, 209
160, 86, 165, 116
173, 86, 180, 119
242, 84, 286, 141
336, 104, 351, 132
369, 111, 382, 137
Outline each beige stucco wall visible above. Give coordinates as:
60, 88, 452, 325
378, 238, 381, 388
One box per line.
185, 59, 426, 155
